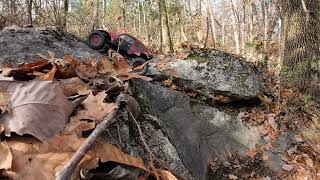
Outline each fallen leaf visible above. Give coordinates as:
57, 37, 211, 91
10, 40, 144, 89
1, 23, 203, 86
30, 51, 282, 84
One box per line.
0, 141, 12, 170
98, 57, 117, 74
158, 170, 178, 180
63, 117, 96, 136
302, 154, 314, 168
282, 164, 293, 172
0, 74, 13, 80
56, 55, 81, 78
262, 151, 269, 161
58, 77, 91, 96
245, 146, 258, 159
0, 124, 4, 133
268, 116, 278, 130
228, 174, 238, 179
38, 63, 57, 80
75, 92, 117, 123
7, 135, 91, 180
1, 81, 74, 141
14, 59, 50, 74
0, 81, 23, 112
7, 130, 147, 180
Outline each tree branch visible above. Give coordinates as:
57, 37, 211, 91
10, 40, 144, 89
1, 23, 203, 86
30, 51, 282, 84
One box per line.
55, 96, 123, 180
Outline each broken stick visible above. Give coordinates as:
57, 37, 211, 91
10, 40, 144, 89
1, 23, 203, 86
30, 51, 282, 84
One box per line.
55, 95, 123, 180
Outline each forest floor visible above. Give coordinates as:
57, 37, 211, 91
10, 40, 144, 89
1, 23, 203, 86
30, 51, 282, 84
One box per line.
0, 26, 320, 180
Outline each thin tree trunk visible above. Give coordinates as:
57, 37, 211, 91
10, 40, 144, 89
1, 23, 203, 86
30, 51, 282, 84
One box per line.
158, 0, 163, 53
263, 0, 269, 51
241, 0, 246, 55
195, 0, 201, 15
231, 0, 240, 54
122, 0, 126, 29
206, 0, 216, 48
222, 17, 225, 49
204, 16, 210, 48
141, 0, 148, 39
138, 0, 141, 34
249, 0, 254, 40
62, 0, 69, 29
26, 0, 33, 26
160, 0, 173, 53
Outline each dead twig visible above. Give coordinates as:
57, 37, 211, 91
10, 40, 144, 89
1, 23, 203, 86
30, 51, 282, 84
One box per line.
55, 95, 123, 180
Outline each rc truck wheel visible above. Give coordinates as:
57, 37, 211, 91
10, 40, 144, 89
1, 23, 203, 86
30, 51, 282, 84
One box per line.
87, 31, 107, 50
131, 57, 149, 75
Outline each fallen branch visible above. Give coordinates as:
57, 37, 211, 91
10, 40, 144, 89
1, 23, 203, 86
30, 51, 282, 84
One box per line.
55, 95, 123, 180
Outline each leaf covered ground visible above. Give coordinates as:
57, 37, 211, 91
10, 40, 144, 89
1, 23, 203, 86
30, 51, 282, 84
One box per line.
0, 51, 319, 180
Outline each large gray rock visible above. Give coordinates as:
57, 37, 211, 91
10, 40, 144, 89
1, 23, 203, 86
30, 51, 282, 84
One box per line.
130, 79, 261, 179
0, 26, 101, 66
170, 49, 263, 100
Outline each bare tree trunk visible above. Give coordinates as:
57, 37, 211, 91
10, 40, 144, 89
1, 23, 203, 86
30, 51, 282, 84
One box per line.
249, 0, 254, 40
159, 0, 173, 53
122, 0, 126, 29
231, 0, 240, 54
204, 16, 209, 48
241, 0, 246, 55
62, 0, 69, 29
141, 0, 148, 39
263, 0, 269, 51
138, 0, 141, 34
26, 0, 33, 26
222, 17, 225, 49
158, 0, 163, 53
195, 0, 202, 15
205, 0, 216, 48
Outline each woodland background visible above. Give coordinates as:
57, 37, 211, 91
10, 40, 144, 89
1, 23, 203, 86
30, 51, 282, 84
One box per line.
0, 0, 319, 99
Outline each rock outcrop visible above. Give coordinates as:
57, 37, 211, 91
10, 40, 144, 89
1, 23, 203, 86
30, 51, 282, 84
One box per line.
170, 49, 263, 100
0, 26, 101, 66
130, 79, 261, 179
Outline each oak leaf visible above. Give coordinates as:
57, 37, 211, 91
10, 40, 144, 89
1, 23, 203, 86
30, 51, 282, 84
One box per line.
1, 81, 74, 141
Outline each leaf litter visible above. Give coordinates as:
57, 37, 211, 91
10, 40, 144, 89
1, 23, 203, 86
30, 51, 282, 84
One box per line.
1, 50, 319, 179
0, 53, 179, 180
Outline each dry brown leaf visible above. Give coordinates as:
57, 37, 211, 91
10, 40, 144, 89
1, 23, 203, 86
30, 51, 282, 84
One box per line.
58, 77, 91, 97
38, 63, 57, 80
56, 55, 81, 78
0, 81, 23, 112
302, 154, 314, 168
75, 92, 117, 123
63, 117, 96, 136
1, 81, 74, 141
245, 146, 258, 159
214, 95, 231, 104
0, 141, 12, 170
282, 164, 293, 172
14, 59, 50, 74
1, 68, 13, 77
98, 57, 117, 74
262, 151, 269, 161
7, 132, 147, 180
7, 135, 92, 180
228, 174, 238, 179
158, 170, 178, 180
0, 124, 4, 134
